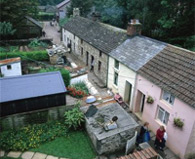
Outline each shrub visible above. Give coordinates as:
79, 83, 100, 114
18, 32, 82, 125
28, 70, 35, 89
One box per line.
28, 39, 48, 48
64, 101, 85, 130
174, 118, 184, 128
0, 50, 48, 61
0, 120, 67, 151
39, 67, 71, 86
67, 82, 89, 98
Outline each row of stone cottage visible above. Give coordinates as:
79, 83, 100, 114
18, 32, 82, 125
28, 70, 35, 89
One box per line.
61, 16, 195, 159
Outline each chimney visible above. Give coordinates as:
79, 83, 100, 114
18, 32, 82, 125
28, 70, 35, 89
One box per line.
127, 19, 142, 36
73, 8, 80, 17
91, 12, 101, 22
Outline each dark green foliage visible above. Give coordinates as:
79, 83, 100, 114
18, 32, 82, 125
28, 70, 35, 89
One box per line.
67, 0, 93, 17
94, 0, 194, 50
39, 67, 71, 86
28, 39, 48, 48
0, 120, 68, 151
37, 12, 55, 21
0, 51, 48, 61
174, 118, 184, 128
64, 101, 85, 130
0, 0, 39, 25
72, 82, 89, 95
38, 0, 64, 5
59, 17, 70, 27
186, 153, 195, 159
0, 22, 16, 37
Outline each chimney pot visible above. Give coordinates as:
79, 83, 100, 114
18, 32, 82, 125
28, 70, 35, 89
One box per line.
73, 8, 80, 17
127, 19, 142, 36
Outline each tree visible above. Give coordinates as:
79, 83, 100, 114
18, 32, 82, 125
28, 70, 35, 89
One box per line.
0, 22, 16, 37
0, 0, 39, 25
67, 0, 93, 17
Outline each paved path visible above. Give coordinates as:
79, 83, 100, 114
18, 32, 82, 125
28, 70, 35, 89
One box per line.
42, 21, 61, 45
0, 150, 69, 159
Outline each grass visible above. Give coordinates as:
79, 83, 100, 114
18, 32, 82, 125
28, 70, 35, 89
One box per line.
31, 131, 96, 159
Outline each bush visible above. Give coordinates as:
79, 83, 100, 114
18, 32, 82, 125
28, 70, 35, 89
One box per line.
28, 39, 48, 48
64, 101, 85, 130
0, 120, 68, 151
39, 67, 71, 86
186, 153, 195, 159
0, 50, 48, 61
67, 82, 89, 98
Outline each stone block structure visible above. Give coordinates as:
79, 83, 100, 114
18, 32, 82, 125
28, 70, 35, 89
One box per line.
83, 103, 139, 155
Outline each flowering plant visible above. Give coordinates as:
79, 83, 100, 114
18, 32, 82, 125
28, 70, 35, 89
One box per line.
147, 96, 154, 104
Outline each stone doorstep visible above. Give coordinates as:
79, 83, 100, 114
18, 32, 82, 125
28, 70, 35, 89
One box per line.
32, 152, 47, 159
46, 155, 58, 159
0, 150, 5, 157
7, 151, 22, 158
21, 151, 35, 159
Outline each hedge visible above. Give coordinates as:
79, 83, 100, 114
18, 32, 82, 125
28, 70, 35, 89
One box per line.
0, 51, 49, 61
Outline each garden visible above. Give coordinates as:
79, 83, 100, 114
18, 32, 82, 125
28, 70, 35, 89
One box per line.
0, 102, 96, 159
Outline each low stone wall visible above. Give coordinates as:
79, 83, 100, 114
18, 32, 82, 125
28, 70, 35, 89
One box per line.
0, 105, 74, 131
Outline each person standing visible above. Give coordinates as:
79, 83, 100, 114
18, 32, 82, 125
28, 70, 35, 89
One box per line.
137, 122, 149, 144
154, 125, 165, 150
162, 131, 168, 149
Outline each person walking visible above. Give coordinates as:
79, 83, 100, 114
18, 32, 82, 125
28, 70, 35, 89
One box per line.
154, 125, 165, 150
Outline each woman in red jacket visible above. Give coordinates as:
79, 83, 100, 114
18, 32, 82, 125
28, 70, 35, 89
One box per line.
154, 125, 165, 150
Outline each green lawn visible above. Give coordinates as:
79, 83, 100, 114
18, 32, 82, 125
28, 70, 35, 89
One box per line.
31, 131, 96, 159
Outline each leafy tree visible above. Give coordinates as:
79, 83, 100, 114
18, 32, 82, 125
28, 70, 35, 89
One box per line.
67, 0, 93, 17
0, 22, 16, 37
0, 0, 39, 25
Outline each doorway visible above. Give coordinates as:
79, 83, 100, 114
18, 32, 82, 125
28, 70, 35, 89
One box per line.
140, 93, 145, 113
124, 81, 132, 105
134, 90, 145, 118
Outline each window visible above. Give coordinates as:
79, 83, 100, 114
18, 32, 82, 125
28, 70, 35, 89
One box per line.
114, 60, 119, 69
7, 65, 12, 70
162, 91, 175, 105
74, 34, 75, 39
81, 39, 83, 44
99, 51, 102, 57
81, 47, 83, 56
114, 72, 118, 86
157, 106, 170, 125
98, 61, 101, 71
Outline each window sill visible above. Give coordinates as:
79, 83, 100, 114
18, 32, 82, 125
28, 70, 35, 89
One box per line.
155, 119, 167, 128
113, 67, 119, 73
160, 100, 173, 109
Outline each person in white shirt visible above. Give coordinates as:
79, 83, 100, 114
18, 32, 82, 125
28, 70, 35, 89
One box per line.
104, 116, 118, 131
162, 131, 168, 149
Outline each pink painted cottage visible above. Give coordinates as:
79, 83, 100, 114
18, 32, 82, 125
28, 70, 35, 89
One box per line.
134, 45, 195, 159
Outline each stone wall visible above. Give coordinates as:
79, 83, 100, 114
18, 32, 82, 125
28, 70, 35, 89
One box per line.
62, 28, 108, 86
0, 105, 74, 131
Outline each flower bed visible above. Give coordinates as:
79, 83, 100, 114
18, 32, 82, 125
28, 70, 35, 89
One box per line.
67, 82, 89, 98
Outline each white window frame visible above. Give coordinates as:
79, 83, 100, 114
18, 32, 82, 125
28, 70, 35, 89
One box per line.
162, 90, 175, 105
156, 106, 170, 125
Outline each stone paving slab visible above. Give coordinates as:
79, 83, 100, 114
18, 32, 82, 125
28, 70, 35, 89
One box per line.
7, 151, 22, 158
46, 155, 58, 159
32, 152, 47, 159
0, 150, 5, 157
21, 151, 35, 159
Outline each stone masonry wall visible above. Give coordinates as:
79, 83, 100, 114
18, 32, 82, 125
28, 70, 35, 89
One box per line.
85, 118, 136, 155
62, 29, 108, 86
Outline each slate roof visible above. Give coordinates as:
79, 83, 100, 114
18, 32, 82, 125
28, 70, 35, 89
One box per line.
56, 0, 70, 9
138, 45, 195, 108
63, 16, 127, 54
0, 71, 67, 103
0, 57, 21, 66
25, 16, 43, 28
109, 36, 167, 71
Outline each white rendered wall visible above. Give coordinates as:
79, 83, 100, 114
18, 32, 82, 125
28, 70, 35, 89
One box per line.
1, 62, 22, 77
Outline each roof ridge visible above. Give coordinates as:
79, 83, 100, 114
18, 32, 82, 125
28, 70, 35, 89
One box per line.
167, 44, 195, 54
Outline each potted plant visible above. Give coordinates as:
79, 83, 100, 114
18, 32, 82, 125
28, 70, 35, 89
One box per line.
174, 118, 184, 128
147, 96, 154, 104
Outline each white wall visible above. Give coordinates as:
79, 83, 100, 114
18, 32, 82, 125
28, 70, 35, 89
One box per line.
70, 73, 88, 85
1, 62, 22, 77
107, 57, 136, 109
